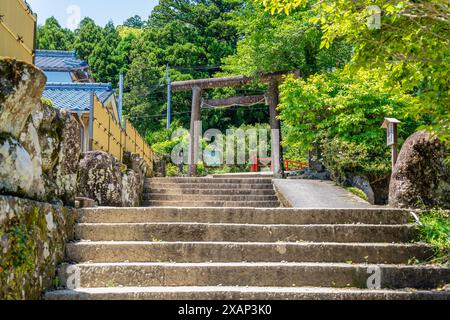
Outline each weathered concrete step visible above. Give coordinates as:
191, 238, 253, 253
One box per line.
145, 183, 275, 190
44, 286, 450, 300
75, 223, 417, 243
143, 200, 280, 207
144, 194, 279, 202
66, 241, 433, 264
54, 262, 450, 289
77, 207, 412, 225
144, 188, 277, 196
147, 177, 274, 184
212, 172, 274, 178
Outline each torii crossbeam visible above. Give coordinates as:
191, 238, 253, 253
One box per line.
171, 70, 297, 177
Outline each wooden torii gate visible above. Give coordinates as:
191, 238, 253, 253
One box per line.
171, 71, 297, 178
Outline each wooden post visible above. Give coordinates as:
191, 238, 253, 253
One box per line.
381, 118, 401, 170
88, 92, 94, 151
267, 80, 284, 178
188, 86, 202, 176
391, 124, 398, 168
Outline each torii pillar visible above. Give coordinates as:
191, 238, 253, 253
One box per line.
188, 85, 202, 177
267, 80, 284, 179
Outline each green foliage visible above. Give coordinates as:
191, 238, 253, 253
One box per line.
0, 208, 40, 300
279, 68, 420, 181
346, 187, 369, 202
123, 15, 145, 28
40, 98, 53, 107
147, 122, 189, 155
417, 210, 450, 265
222, 1, 352, 77
73, 18, 103, 62
124, 0, 244, 134
88, 21, 121, 84
166, 163, 179, 177
257, 0, 450, 140
37, 17, 74, 50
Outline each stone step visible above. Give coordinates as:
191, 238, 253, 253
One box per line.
144, 188, 277, 196
143, 194, 279, 202
145, 183, 275, 190
75, 223, 417, 243
143, 200, 280, 207
147, 177, 274, 184
44, 286, 450, 300
77, 208, 413, 225
66, 241, 433, 264
54, 262, 450, 289
212, 173, 274, 178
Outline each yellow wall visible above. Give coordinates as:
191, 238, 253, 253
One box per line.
91, 96, 154, 175
0, 0, 36, 64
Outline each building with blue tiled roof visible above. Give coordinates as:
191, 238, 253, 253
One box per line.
35, 50, 120, 152
35, 50, 92, 83
42, 83, 115, 113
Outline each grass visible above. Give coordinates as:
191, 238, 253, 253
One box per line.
417, 209, 450, 265
346, 187, 369, 202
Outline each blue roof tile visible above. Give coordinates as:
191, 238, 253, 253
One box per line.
43, 83, 114, 112
35, 50, 88, 71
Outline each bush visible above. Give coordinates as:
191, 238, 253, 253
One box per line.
166, 163, 179, 177
279, 69, 422, 183
346, 187, 369, 202
417, 210, 450, 265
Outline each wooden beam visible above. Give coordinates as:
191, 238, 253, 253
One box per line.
201, 95, 266, 109
172, 70, 294, 92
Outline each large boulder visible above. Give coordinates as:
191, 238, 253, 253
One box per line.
35, 102, 62, 175
53, 110, 81, 206
0, 135, 45, 199
0, 59, 46, 138
389, 130, 450, 209
122, 170, 141, 207
77, 151, 123, 206
350, 176, 375, 204
1, 58, 81, 206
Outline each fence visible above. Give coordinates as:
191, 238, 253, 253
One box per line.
0, 0, 36, 64
91, 96, 153, 175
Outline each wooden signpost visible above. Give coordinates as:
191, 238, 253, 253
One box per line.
381, 118, 401, 169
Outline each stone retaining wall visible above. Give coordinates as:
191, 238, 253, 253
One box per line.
0, 195, 76, 299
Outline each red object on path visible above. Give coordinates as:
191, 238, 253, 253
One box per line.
250, 154, 308, 172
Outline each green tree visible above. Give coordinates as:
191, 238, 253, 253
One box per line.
257, 0, 450, 139
279, 68, 421, 182
73, 18, 103, 62
88, 21, 121, 84
37, 17, 74, 50
124, 0, 244, 135
123, 15, 145, 28
222, 2, 352, 77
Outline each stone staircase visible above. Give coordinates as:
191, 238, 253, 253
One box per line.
143, 177, 280, 208
45, 206, 450, 300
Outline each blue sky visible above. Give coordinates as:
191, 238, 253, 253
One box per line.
27, 0, 158, 29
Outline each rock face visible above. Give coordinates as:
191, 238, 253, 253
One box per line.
350, 176, 375, 205
122, 152, 149, 206
78, 151, 147, 207
0, 195, 76, 300
389, 130, 450, 209
54, 110, 81, 206
0, 136, 37, 197
0, 59, 46, 138
78, 151, 123, 207
0, 58, 81, 206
